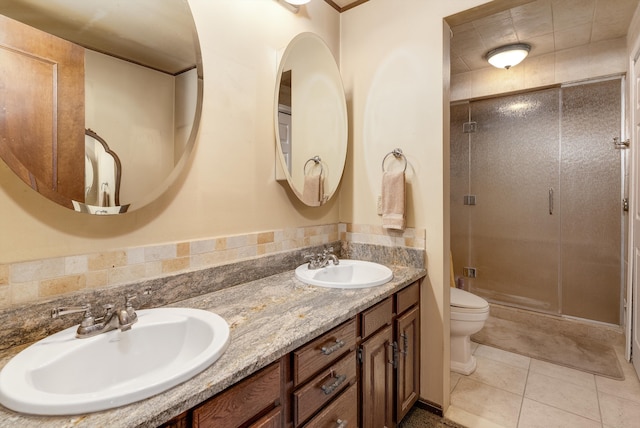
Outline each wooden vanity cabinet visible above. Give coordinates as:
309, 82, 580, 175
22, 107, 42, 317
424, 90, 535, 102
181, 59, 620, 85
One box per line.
359, 281, 421, 428
159, 281, 420, 428
394, 283, 420, 422
289, 318, 357, 427
360, 299, 395, 428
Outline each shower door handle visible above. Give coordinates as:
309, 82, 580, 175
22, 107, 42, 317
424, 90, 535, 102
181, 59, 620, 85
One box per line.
549, 188, 554, 215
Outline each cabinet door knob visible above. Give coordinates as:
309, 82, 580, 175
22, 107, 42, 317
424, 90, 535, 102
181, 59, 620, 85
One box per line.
336, 419, 348, 428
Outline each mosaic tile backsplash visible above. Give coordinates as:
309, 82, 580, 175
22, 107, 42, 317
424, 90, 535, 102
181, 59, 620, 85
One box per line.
0, 223, 425, 309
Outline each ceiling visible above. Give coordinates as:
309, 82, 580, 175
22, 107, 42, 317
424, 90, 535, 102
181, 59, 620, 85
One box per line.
446, 0, 640, 75
5, 0, 636, 76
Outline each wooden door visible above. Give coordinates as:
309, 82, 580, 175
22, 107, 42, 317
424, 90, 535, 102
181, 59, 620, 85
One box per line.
0, 14, 85, 206
395, 305, 420, 422
360, 325, 393, 428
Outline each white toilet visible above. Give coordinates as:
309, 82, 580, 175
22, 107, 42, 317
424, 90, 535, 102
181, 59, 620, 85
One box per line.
450, 287, 490, 375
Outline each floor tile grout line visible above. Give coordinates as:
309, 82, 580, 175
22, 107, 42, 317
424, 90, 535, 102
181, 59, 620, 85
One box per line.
515, 358, 532, 428
594, 372, 605, 428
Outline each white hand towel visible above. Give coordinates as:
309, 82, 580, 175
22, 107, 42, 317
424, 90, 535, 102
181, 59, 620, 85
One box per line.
382, 170, 405, 230
302, 174, 323, 206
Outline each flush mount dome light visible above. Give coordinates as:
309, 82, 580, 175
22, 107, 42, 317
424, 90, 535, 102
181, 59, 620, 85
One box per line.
486, 43, 531, 69
285, 0, 310, 4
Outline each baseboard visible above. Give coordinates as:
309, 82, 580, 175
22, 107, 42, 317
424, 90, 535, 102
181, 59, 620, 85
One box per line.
415, 399, 443, 417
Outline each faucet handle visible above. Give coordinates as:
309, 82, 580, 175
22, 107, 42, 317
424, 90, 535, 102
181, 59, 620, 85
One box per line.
51, 303, 93, 319
51, 304, 96, 328
124, 294, 138, 309
102, 303, 115, 316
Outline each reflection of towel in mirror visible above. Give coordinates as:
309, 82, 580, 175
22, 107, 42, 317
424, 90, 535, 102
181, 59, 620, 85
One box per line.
302, 174, 323, 206
382, 171, 405, 230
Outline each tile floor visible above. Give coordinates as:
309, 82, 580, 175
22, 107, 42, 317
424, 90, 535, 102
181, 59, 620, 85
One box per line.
445, 342, 640, 428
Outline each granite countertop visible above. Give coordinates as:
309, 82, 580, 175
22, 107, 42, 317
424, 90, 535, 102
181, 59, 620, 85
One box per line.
0, 264, 425, 427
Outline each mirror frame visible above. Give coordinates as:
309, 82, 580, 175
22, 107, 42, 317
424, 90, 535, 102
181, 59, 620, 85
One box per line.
274, 32, 348, 206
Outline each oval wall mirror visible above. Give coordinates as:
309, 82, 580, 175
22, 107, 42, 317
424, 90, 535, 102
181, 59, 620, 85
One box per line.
0, 0, 203, 215
274, 32, 348, 206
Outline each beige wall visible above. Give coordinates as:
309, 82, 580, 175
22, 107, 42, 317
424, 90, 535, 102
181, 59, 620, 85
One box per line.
0, 0, 341, 264
339, 0, 489, 409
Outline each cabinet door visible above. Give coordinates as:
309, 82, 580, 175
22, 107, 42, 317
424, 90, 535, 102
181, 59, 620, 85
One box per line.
395, 305, 420, 422
360, 325, 393, 428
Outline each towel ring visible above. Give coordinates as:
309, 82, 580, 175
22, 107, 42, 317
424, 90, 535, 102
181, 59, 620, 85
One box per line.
382, 148, 407, 173
304, 156, 323, 177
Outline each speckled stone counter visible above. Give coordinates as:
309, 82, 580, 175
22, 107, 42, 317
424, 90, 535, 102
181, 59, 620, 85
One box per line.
0, 264, 425, 428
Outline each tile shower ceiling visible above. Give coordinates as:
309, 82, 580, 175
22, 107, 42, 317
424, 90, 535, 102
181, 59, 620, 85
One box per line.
448, 0, 640, 75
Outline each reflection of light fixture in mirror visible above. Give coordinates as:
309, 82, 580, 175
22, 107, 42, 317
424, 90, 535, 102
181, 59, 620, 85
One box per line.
486, 43, 530, 69
278, 0, 310, 13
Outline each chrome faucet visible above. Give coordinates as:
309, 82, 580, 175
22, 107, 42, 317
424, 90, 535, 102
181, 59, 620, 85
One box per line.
304, 247, 340, 270
51, 294, 139, 338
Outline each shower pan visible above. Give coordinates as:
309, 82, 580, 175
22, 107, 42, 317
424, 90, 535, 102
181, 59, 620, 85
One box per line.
450, 78, 625, 325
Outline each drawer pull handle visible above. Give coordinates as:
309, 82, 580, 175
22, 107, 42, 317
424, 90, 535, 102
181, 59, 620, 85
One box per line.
321, 373, 346, 395
336, 419, 348, 428
321, 339, 345, 355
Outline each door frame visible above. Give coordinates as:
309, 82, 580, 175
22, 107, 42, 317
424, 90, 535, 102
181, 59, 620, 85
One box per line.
626, 31, 640, 377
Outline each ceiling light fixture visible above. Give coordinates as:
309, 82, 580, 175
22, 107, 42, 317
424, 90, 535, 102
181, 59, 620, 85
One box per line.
284, 0, 311, 4
486, 43, 531, 70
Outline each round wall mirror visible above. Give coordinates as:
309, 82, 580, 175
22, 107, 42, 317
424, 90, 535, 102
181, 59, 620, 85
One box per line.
274, 32, 347, 206
0, 0, 203, 215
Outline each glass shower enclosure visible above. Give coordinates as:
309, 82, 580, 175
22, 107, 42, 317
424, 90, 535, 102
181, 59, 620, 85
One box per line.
450, 78, 625, 325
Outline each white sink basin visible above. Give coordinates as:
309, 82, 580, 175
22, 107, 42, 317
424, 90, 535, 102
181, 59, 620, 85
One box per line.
0, 307, 230, 415
295, 259, 393, 288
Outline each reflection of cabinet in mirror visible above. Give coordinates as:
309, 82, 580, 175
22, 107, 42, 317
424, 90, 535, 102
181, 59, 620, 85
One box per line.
0, 14, 85, 208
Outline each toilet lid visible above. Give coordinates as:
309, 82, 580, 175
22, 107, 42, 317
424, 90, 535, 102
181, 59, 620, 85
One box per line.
450, 287, 489, 309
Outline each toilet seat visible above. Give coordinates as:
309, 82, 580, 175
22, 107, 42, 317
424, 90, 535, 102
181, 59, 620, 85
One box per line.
450, 287, 489, 310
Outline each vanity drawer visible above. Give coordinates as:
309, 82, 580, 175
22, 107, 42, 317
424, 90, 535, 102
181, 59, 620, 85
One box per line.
303, 382, 358, 428
396, 281, 419, 315
293, 318, 356, 386
360, 296, 393, 340
293, 351, 357, 427
192, 360, 281, 428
